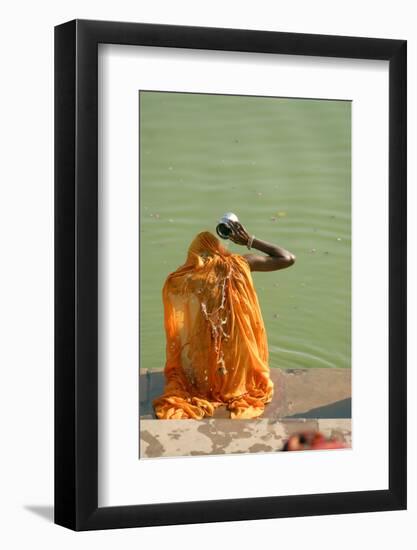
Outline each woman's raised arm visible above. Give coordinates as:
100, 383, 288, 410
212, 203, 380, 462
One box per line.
228, 221, 296, 272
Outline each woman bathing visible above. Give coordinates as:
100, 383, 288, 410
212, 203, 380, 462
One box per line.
153, 220, 295, 419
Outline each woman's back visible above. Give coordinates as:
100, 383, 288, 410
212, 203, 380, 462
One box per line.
153, 231, 274, 419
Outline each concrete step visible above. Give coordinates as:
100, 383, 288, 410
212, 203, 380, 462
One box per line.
140, 367, 351, 420
140, 418, 351, 458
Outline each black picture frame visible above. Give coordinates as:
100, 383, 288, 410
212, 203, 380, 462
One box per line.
55, 19, 407, 531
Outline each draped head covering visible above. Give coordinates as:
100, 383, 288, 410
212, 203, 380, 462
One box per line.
152, 231, 274, 419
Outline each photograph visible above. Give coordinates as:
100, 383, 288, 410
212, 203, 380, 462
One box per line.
139, 91, 352, 458
0, 1, 409, 541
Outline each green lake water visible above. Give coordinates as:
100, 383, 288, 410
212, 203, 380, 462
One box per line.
140, 92, 351, 371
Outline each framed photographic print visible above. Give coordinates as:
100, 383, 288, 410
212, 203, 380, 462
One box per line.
55, 19, 406, 530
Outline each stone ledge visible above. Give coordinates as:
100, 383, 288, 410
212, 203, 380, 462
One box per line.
140, 418, 351, 458
140, 367, 351, 420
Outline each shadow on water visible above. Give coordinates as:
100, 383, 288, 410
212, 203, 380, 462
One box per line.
24, 505, 54, 523
286, 398, 352, 419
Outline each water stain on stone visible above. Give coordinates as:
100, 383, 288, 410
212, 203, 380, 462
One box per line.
141, 430, 165, 457
197, 423, 233, 453
248, 443, 274, 453
286, 369, 308, 375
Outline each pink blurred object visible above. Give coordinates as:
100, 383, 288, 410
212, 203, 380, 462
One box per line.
283, 431, 346, 451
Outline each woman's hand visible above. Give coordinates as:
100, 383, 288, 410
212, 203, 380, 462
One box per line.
228, 221, 251, 246
227, 220, 296, 272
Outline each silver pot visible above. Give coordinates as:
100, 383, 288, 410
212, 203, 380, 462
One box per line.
216, 212, 239, 239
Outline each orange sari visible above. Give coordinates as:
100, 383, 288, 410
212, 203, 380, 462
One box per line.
153, 231, 274, 419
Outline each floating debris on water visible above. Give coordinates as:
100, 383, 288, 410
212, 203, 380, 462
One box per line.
168, 218, 174, 223
270, 216, 277, 222
168, 166, 173, 171
256, 192, 263, 197
310, 248, 317, 253
150, 213, 160, 219
324, 251, 329, 255
337, 237, 342, 241
273, 313, 280, 319
277, 211, 287, 218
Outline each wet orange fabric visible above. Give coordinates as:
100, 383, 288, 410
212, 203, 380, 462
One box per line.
153, 231, 274, 420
